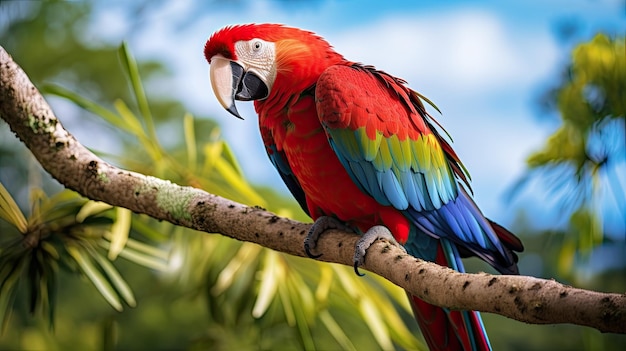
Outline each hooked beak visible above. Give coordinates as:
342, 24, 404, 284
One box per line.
209, 57, 269, 119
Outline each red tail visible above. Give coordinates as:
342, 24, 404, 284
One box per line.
408, 294, 490, 351
408, 244, 491, 351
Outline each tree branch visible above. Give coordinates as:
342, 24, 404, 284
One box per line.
1, 45, 624, 334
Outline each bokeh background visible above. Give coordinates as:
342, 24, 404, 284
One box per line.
1, 0, 624, 350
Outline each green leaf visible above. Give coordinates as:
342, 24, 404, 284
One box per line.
98, 239, 169, 272
87, 246, 136, 308
288, 282, 315, 350
107, 207, 132, 260
213, 244, 261, 295
319, 310, 357, 351
184, 112, 198, 173
42, 256, 57, 330
127, 217, 169, 241
359, 297, 393, 350
42, 84, 123, 128
122, 237, 170, 261
367, 276, 420, 349
220, 140, 245, 177
213, 157, 265, 206
558, 241, 576, 276
76, 201, 113, 223
314, 265, 333, 305
0, 257, 26, 332
0, 181, 27, 234
201, 138, 222, 174
118, 42, 158, 144
113, 99, 148, 139
40, 241, 60, 261
252, 250, 281, 318
113, 99, 162, 162
277, 279, 296, 327
570, 207, 603, 255
66, 244, 123, 311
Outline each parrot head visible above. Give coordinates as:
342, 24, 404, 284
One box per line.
204, 23, 345, 118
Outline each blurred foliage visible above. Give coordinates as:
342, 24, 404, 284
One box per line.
1, 1, 625, 350
0, 0, 188, 207
518, 33, 625, 278
529, 34, 625, 180
0, 1, 181, 116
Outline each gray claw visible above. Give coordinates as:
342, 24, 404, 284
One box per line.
304, 216, 353, 259
353, 225, 404, 276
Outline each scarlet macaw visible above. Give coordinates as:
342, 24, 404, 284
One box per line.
204, 23, 523, 351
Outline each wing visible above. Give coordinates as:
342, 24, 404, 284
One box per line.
315, 63, 465, 212
260, 125, 310, 216
315, 64, 518, 273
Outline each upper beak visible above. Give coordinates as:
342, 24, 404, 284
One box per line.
209, 57, 269, 119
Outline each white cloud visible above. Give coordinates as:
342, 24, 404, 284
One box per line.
328, 10, 559, 96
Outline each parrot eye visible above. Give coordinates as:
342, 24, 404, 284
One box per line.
253, 40, 262, 51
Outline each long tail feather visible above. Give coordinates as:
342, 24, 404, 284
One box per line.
408, 240, 492, 351
488, 219, 524, 258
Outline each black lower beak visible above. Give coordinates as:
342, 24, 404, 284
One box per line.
235, 71, 269, 101
230, 61, 268, 100
224, 61, 270, 119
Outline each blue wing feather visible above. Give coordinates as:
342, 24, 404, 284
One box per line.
406, 187, 518, 274
266, 144, 310, 217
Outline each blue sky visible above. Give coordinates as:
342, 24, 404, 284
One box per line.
81, 0, 625, 233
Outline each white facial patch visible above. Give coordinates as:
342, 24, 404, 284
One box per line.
234, 39, 277, 91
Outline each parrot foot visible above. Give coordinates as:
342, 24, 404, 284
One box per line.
353, 226, 405, 276
304, 216, 353, 259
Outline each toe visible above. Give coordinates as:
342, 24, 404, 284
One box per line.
353, 225, 401, 275
304, 216, 353, 259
